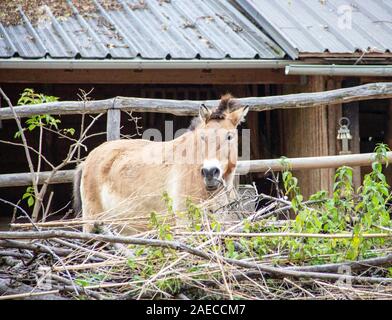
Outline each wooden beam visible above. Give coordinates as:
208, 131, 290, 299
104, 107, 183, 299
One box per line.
361, 77, 392, 84
326, 79, 342, 156
0, 170, 74, 188
310, 76, 330, 193
384, 99, 392, 186
0, 68, 299, 85
342, 78, 361, 189
326, 79, 342, 193
385, 100, 392, 149
106, 109, 121, 141
236, 152, 392, 174
0, 152, 390, 188
1, 82, 392, 120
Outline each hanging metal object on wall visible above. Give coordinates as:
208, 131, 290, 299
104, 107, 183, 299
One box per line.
337, 117, 352, 155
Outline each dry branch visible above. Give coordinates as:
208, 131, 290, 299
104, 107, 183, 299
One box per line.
0, 230, 211, 257
0, 88, 40, 219
232, 254, 392, 282
178, 231, 392, 239
0, 239, 72, 256
289, 254, 392, 273
1, 82, 392, 119
0, 279, 67, 300
49, 274, 105, 300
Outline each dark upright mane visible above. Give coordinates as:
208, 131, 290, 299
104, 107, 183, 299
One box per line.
188, 117, 201, 131
188, 93, 240, 131
210, 93, 240, 120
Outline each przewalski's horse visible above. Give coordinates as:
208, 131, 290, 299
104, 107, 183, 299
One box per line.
73, 94, 249, 234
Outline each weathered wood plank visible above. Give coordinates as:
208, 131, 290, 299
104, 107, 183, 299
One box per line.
1, 82, 392, 120
236, 152, 392, 174
0, 170, 74, 187
1, 153, 390, 188
326, 79, 342, 193
343, 78, 361, 189
0, 279, 68, 300
106, 109, 121, 141
385, 100, 392, 150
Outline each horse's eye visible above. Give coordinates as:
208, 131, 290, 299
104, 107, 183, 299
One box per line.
227, 133, 234, 141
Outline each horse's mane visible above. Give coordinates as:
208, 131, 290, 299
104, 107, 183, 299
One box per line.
188, 117, 201, 131
188, 93, 240, 131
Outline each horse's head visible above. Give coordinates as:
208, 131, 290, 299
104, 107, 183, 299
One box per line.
194, 94, 249, 191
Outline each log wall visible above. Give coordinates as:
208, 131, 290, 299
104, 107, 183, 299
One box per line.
281, 76, 341, 197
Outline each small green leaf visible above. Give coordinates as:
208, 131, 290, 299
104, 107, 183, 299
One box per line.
75, 279, 90, 287
14, 131, 22, 139
27, 196, 34, 207
127, 259, 137, 270
22, 193, 30, 200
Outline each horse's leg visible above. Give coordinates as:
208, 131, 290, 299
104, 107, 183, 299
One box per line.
81, 177, 104, 233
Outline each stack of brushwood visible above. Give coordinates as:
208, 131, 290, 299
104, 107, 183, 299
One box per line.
1, 189, 392, 300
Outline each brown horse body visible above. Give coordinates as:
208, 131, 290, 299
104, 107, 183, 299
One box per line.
73, 95, 249, 234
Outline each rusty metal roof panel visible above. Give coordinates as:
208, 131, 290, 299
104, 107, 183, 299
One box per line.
237, 0, 392, 59
0, 0, 285, 61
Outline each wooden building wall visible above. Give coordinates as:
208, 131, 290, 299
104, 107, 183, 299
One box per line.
280, 76, 392, 198
280, 76, 343, 198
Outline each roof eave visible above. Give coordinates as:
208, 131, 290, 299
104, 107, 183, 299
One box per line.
298, 52, 392, 59
0, 58, 296, 70
286, 64, 392, 77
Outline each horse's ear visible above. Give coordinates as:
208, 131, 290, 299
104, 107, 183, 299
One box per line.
199, 104, 211, 123
230, 105, 249, 126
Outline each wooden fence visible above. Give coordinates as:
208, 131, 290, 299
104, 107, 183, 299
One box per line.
0, 152, 391, 188
1, 82, 392, 120
1, 82, 392, 188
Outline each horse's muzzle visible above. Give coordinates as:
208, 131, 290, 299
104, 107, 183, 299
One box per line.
201, 168, 221, 191
205, 180, 220, 191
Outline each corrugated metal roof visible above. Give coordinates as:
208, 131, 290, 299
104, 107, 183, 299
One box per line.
237, 0, 392, 59
0, 0, 285, 60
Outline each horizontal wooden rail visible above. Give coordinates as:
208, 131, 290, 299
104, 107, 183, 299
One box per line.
1, 82, 392, 120
0, 170, 75, 188
236, 152, 392, 173
0, 152, 389, 188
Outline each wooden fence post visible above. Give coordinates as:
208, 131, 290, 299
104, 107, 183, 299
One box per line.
342, 78, 361, 189
0, 95, 2, 129
106, 109, 121, 141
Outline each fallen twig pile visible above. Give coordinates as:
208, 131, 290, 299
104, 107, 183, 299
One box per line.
1, 189, 392, 300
